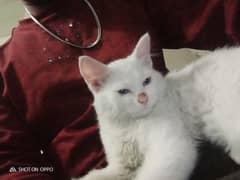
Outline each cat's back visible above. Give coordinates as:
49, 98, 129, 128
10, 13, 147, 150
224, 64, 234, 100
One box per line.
165, 47, 240, 136
167, 47, 240, 94
193, 47, 240, 79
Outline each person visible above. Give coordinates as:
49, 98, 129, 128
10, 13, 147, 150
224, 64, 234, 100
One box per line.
0, 0, 239, 179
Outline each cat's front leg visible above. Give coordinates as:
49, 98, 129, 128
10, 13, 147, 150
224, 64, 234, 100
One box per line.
134, 137, 197, 180
72, 165, 132, 180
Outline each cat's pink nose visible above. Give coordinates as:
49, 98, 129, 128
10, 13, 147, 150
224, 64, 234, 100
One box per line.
138, 92, 148, 104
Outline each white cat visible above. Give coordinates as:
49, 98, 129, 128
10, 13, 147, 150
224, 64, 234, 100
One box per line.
74, 33, 197, 180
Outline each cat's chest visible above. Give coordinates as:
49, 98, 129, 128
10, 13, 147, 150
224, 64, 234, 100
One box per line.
101, 120, 149, 169
120, 137, 144, 171
119, 126, 148, 170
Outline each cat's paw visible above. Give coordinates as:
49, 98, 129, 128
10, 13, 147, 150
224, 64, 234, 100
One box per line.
71, 178, 81, 180
230, 146, 240, 164
230, 152, 240, 164
71, 176, 99, 180
72, 170, 112, 180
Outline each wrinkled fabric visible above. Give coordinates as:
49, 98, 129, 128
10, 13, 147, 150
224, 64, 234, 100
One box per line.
147, 0, 240, 49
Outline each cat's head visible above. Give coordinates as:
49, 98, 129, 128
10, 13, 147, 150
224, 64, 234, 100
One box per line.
79, 33, 166, 123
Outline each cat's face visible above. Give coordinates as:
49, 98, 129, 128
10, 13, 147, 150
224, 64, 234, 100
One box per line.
79, 33, 165, 122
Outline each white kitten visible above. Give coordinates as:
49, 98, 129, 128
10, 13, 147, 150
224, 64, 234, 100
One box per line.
74, 34, 197, 180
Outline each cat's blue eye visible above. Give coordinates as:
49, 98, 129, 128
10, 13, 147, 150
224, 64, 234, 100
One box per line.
117, 89, 130, 95
143, 77, 151, 86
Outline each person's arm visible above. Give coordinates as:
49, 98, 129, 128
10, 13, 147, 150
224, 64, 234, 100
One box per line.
0, 74, 59, 179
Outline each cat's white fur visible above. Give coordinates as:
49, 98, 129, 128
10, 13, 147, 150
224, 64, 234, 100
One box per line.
167, 46, 240, 163
74, 33, 197, 180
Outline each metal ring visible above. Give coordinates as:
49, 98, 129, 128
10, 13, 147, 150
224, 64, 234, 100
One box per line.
24, 0, 102, 49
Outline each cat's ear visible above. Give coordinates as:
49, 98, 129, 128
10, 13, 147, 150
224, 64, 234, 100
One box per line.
132, 33, 152, 67
79, 56, 109, 92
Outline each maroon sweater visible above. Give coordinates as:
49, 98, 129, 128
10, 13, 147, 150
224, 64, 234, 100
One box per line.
0, 0, 239, 179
